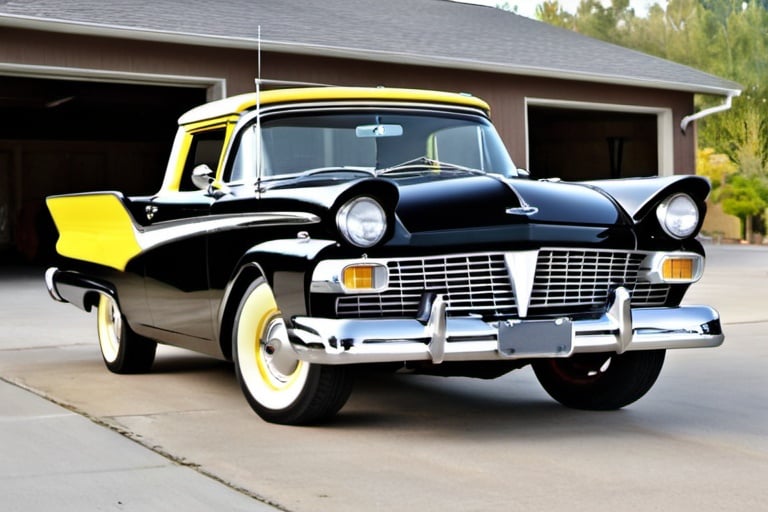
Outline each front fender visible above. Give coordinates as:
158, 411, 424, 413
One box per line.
584, 175, 710, 222
244, 238, 338, 318
216, 238, 336, 360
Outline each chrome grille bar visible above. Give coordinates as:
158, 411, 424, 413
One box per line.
335, 249, 670, 318
529, 250, 646, 311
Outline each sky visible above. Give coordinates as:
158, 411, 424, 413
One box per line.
454, 0, 666, 19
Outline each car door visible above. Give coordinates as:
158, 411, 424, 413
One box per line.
131, 127, 226, 344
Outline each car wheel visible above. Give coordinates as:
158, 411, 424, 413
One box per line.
233, 280, 353, 425
96, 294, 157, 374
532, 350, 665, 410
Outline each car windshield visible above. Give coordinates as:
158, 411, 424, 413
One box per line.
228, 109, 518, 182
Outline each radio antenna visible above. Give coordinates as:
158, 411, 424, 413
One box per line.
256, 25, 263, 182
257, 25, 262, 84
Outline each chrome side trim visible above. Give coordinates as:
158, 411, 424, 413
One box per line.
139, 212, 321, 251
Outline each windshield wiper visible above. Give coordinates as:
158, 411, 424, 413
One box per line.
263, 166, 376, 181
377, 157, 485, 176
299, 166, 376, 178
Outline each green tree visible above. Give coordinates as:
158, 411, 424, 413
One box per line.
719, 174, 768, 240
701, 91, 768, 180
697, 147, 737, 189
536, 1, 573, 27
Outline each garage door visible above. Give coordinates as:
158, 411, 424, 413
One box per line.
527, 106, 658, 181
0, 76, 205, 263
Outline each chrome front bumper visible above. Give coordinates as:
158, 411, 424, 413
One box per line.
289, 287, 723, 365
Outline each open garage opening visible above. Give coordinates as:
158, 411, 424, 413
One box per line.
527, 105, 659, 181
0, 76, 206, 264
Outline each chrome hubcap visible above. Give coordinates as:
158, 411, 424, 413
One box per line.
260, 317, 299, 382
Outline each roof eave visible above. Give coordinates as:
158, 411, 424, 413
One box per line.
0, 14, 742, 97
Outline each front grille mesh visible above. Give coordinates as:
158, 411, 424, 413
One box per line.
529, 250, 642, 312
335, 249, 671, 319
336, 254, 516, 318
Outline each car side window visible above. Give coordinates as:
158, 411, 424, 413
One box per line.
229, 124, 257, 183
180, 128, 226, 191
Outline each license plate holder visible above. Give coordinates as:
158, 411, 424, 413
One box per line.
498, 318, 573, 358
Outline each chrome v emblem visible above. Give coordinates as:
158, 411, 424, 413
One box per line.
506, 205, 538, 216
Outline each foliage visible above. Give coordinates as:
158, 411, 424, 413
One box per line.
536, 1, 573, 26
719, 173, 768, 238
530, 0, 768, 164
719, 174, 768, 218
696, 147, 737, 189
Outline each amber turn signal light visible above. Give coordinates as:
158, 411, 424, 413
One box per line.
662, 257, 694, 280
343, 265, 375, 290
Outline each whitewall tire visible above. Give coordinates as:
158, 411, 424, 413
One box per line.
96, 294, 157, 374
233, 280, 353, 425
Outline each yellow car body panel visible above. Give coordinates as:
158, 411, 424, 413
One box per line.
178, 87, 490, 126
47, 193, 140, 271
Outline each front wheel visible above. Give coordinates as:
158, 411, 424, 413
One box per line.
96, 294, 157, 374
532, 350, 665, 410
233, 280, 353, 425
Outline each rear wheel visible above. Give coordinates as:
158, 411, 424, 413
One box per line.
96, 294, 157, 374
532, 350, 665, 410
233, 280, 353, 425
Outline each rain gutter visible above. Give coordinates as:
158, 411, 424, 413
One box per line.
680, 91, 740, 133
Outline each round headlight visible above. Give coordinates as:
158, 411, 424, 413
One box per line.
656, 193, 699, 239
336, 197, 387, 247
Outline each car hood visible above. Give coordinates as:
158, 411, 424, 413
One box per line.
393, 173, 622, 233
259, 172, 708, 247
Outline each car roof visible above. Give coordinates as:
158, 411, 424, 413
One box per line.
178, 86, 491, 125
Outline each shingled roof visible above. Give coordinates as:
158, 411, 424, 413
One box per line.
0, 0, 741, 96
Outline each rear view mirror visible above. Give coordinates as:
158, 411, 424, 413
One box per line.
355, 124, 403, 138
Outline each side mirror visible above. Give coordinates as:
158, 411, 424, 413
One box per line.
191, 164, 214, 190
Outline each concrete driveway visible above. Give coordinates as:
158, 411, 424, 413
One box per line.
1, 244, 766, 511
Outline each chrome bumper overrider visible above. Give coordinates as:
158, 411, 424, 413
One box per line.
289, 287, 723, 365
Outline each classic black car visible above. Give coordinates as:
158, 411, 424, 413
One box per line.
45, 87, 723, 424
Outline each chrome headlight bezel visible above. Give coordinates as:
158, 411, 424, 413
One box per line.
656, 193, 700, 239
336, 196, 388, 248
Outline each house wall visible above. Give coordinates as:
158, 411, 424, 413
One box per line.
0, 27, 698, 172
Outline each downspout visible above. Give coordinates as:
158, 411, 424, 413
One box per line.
680, 91, 739, 133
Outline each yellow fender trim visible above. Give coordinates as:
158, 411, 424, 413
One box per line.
47, 193, 141, 271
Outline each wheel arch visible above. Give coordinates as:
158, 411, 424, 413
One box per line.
218, 262, 268, 361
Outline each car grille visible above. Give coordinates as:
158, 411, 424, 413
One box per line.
335, 249, 671, 319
